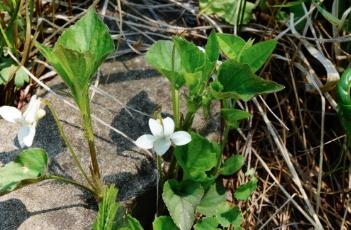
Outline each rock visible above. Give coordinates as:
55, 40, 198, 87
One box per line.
0, 55, 220, 229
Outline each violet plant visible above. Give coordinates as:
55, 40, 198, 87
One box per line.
143, 32, 284, 229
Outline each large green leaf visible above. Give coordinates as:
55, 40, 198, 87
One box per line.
240, 40, 277, 73
216, 60, 284, 101
197, 182, 226, 216
194, 217, 219, 230
174, 132, 219, 183
162, 180, 204, 230
153, 216, 179, 230
200, 0, 255, 25
0, 148, 48, 194
36, 7, 114, 110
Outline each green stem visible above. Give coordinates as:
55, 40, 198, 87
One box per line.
215, 125, 230, 175
171, 42, 180, 129
82, 111, 101, 181
172, 87, 180, 128
156, 155, 163, 216
43, 100, 95, 190
47, 175, 97, 196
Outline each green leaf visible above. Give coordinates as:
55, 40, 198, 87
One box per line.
162, 180, 204, 230
145, 40, 184, 89
153, 216, 179, 230
0, 64, 16, 85
216, 204, 243, 229
200, 0, 255, 25
36, 7, 114, 111
205, 31, 220, 63
125, 215, 144, 230
174, 132, 220, 183
194, 217, 219, 230
219, 155, 244, 176
197, 182, 226, 216
221, 108, 251, 129
216, 60, 284, 101
14, 67, 29, 88
0, 148, 48, 194
234, 177, 258, 201
216, 33, 247, 60
93, 185, 119, 230
240, 40, 277, 72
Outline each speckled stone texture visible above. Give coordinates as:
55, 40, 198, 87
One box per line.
0, 55, 220, 229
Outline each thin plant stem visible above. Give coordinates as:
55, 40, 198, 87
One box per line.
47, 175, 96, 196
156, 154, 163, 216
82, 111, 102, 181
171, 41, 180, 129
43, 99, 95, 190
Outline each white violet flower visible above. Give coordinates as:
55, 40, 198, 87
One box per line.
135, 117, 191, 156
0, 95, 45, 148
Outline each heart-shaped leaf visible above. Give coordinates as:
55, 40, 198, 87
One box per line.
162, 180, 204, 230
36, 8, 114, 111
153, 216, 179, 230
216, 60, 284, 101
174, 132, 220, 183
0, 148, 48, 194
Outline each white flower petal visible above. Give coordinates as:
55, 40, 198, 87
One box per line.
153, 138, 171, 156
18, 125, 36, 147
163, 117, 175, 136
135, 134, 157, 149
170, 131, 192, 146
149, 118, 163, 137
0, 106, 23, 123
23, 95, 41, 123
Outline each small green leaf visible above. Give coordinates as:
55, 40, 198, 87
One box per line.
153, 216, 179, 230
216, 33, 247, 60
217, 60, 284, 101
174, 132, 220, 183
36, 7, 114, 111
0, 64, 16, 85
125, 215, 144, 230
15, 67, 29, 88
221, 108, 251, 129
205, 31, 220, 63
0, 148, 48, 194
219, 155, 244, 176
216, 204, 243, 229
197, 182, 226, 216
194, 217, 219, 230
240, 40, 277, 72
162, 180, 204, 230
234, 177, 258, 201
